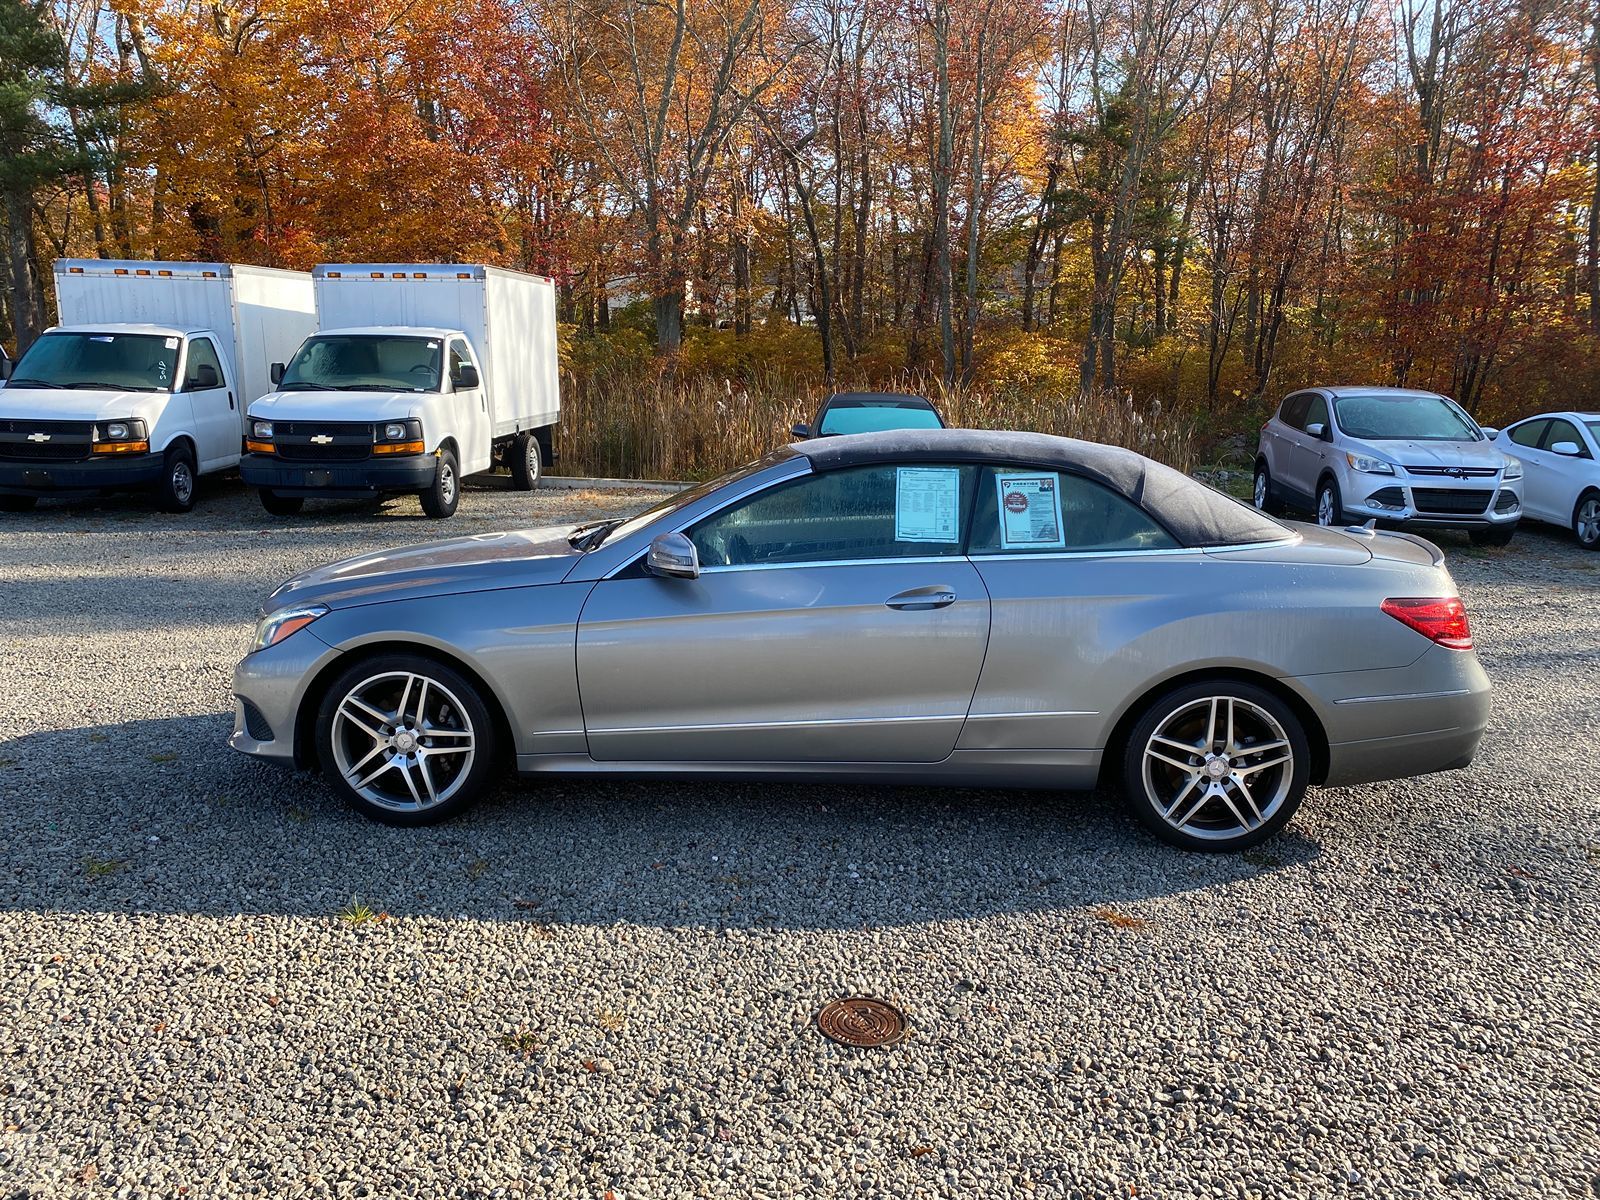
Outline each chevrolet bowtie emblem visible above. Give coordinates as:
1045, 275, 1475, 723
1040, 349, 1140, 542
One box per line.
27, 432, 50, 442
310, 434, 334, 445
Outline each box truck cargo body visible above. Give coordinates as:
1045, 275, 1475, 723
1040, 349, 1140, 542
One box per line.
241, 264, 560, 518
0, 260, 316, 513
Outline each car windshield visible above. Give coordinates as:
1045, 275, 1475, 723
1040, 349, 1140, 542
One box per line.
5, 331, 177, 392
817, 403, 942, 436
279, 335, 443, 392
582, 459, 777, 550
1332, 394, 1481, 441
1584, 420, 1600, 446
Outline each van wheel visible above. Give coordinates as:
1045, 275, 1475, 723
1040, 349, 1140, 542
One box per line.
420, 449, 460, 518
0, 494, 38, 512
509, 432, 542, 491
259, 489, 304, 516
157, 444, 197, 513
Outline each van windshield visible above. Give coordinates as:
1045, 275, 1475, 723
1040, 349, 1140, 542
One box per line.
1332, 394, 1481, 441
279, 335, 443, 392
5, 331, 177, 392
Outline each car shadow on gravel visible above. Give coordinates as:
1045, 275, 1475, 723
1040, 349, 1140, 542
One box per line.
0, 713, 1326, 930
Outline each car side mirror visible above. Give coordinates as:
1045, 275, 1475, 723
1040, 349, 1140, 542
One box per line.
1478, 425, 1499, 438
0, 357, 11, 381
1305, 422, 1326, 439
270, 362, 285, 385
191, 364, 219, 389
455, 365, 480, 390
790, 422, 809, 439
1550, 440, 1582, 457
646, 532, 699, 580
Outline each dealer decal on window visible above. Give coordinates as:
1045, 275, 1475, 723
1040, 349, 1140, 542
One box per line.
894, 466, 961, 543
996, 473, 1066, 549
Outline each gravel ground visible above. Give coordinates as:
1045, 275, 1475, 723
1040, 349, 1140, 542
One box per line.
1, 477, 1598, 1200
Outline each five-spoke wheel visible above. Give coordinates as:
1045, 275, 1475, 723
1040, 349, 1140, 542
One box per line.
1122, 681, 1309, 851
316, 654, 497, 824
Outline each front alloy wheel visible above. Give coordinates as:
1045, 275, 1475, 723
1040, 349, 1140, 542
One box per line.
1315, 478, 1341, 527
1575, 494, 1600, 551
1122, 681, 1310, 851
316, 655, 497, 824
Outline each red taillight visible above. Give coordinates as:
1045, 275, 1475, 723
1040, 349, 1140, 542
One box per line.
1381, 597, 1472, 650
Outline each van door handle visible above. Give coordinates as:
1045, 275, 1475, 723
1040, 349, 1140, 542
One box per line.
228, 391, 235, 409
886, 585, 957, 611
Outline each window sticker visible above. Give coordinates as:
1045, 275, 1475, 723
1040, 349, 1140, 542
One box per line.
996, 473, 1066, 549
91, 336, 115, 343
164, 337, 179, 349
895, 466, 961, 543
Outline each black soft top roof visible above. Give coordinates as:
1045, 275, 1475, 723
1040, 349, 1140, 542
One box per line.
792, 428, 1290, 548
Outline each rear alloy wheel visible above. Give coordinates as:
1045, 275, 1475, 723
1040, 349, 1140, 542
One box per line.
420, 448, 460, 518
1575, 493, 1600, 551
1315, 477, 1341, 527
0, 494, 38, 513
1253, 462, 1285, 516
316, 655, 498, 825
157, 443, 197, 513
1122, 681, 1310, 852
508, 431, 542, 491
259, 489, 304, 516
1469, 524, 1515, 548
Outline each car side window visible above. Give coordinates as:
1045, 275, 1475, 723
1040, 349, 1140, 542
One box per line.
181, 337, 224, 392
687, 464, 976, 568
1279, 393, 1311, 430
1508, 419, 1549, 450
1540, 418, 1592, 458
967, 467, 1179, 556
1303, 394, 1330, 432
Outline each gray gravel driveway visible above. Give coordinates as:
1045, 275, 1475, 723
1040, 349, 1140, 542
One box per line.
2, 478, 1597, 1198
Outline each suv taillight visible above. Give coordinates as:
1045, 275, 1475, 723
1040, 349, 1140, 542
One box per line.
1381, 597, 1472, 650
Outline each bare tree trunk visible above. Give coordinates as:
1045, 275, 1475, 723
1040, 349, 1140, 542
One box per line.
4, 193, 45, 351
931, 0, 956, 387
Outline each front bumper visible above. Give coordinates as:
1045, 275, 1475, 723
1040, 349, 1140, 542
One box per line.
1344, 476, 1520, 530
240, 451, 436, 497
1295, 644, 1492, 787
0, 453, 165, 495
229, 627, 343, 769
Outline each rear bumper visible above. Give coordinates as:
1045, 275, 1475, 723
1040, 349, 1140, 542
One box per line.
240, 452, 436, 496
0, 454, 165, 495
1294, 646, 1492, 786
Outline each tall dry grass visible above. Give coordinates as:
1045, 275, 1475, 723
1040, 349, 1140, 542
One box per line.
553, 360, 1195, 481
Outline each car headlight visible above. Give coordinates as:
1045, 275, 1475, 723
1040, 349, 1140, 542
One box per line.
252, 420, 274, 439
90, 418, 149, 455
1346, 452, 1395, 475
251, 603, 328, 652
383, 422, 407, 440
1501, 456, 1522, 481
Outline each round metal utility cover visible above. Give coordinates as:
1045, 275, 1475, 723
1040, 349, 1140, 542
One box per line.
816, 997, 909, 1048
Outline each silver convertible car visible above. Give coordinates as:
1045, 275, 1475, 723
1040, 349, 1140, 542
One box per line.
231, 430, 1491, 851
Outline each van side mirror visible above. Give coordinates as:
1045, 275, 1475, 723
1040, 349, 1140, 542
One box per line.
270, 362, 285, 385
646, 532, 700, 580
1550, 440, 1582, 457
191, 364, 219, 390
454, 365, 480, 390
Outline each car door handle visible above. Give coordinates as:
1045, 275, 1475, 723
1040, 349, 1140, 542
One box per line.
885, 585, 957, 611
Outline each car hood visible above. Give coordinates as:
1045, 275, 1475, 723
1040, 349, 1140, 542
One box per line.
0, 386, 168, 424
264, 525, 584, 612
1347, 437, 1507, 471
249, 390, 428, 421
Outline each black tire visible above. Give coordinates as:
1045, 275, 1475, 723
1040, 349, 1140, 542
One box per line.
419, 448, 460, 518
156, 442, 197, 513
314, 653, 500, 826
1314, 475, 1341, 527
0, 494, 38, 513
1252, 460, 1285, 516
508, 431, 542, 491
259, 489, 304, 516
1574, 492, 1600, 551
1469, 524, 1515, 548
1120, 679, 1311, 853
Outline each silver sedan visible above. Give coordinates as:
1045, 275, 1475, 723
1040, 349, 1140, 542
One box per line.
230, 429, 1492, 851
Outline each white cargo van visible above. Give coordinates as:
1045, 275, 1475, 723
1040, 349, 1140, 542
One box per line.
0, 260, 316, 513
241, 264, 560, 518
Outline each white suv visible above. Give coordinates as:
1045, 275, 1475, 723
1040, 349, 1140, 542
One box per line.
1253, 386, 1522, 547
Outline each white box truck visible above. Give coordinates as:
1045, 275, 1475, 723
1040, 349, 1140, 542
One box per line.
240, 264, 560, 518
0, 260, 316, 513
